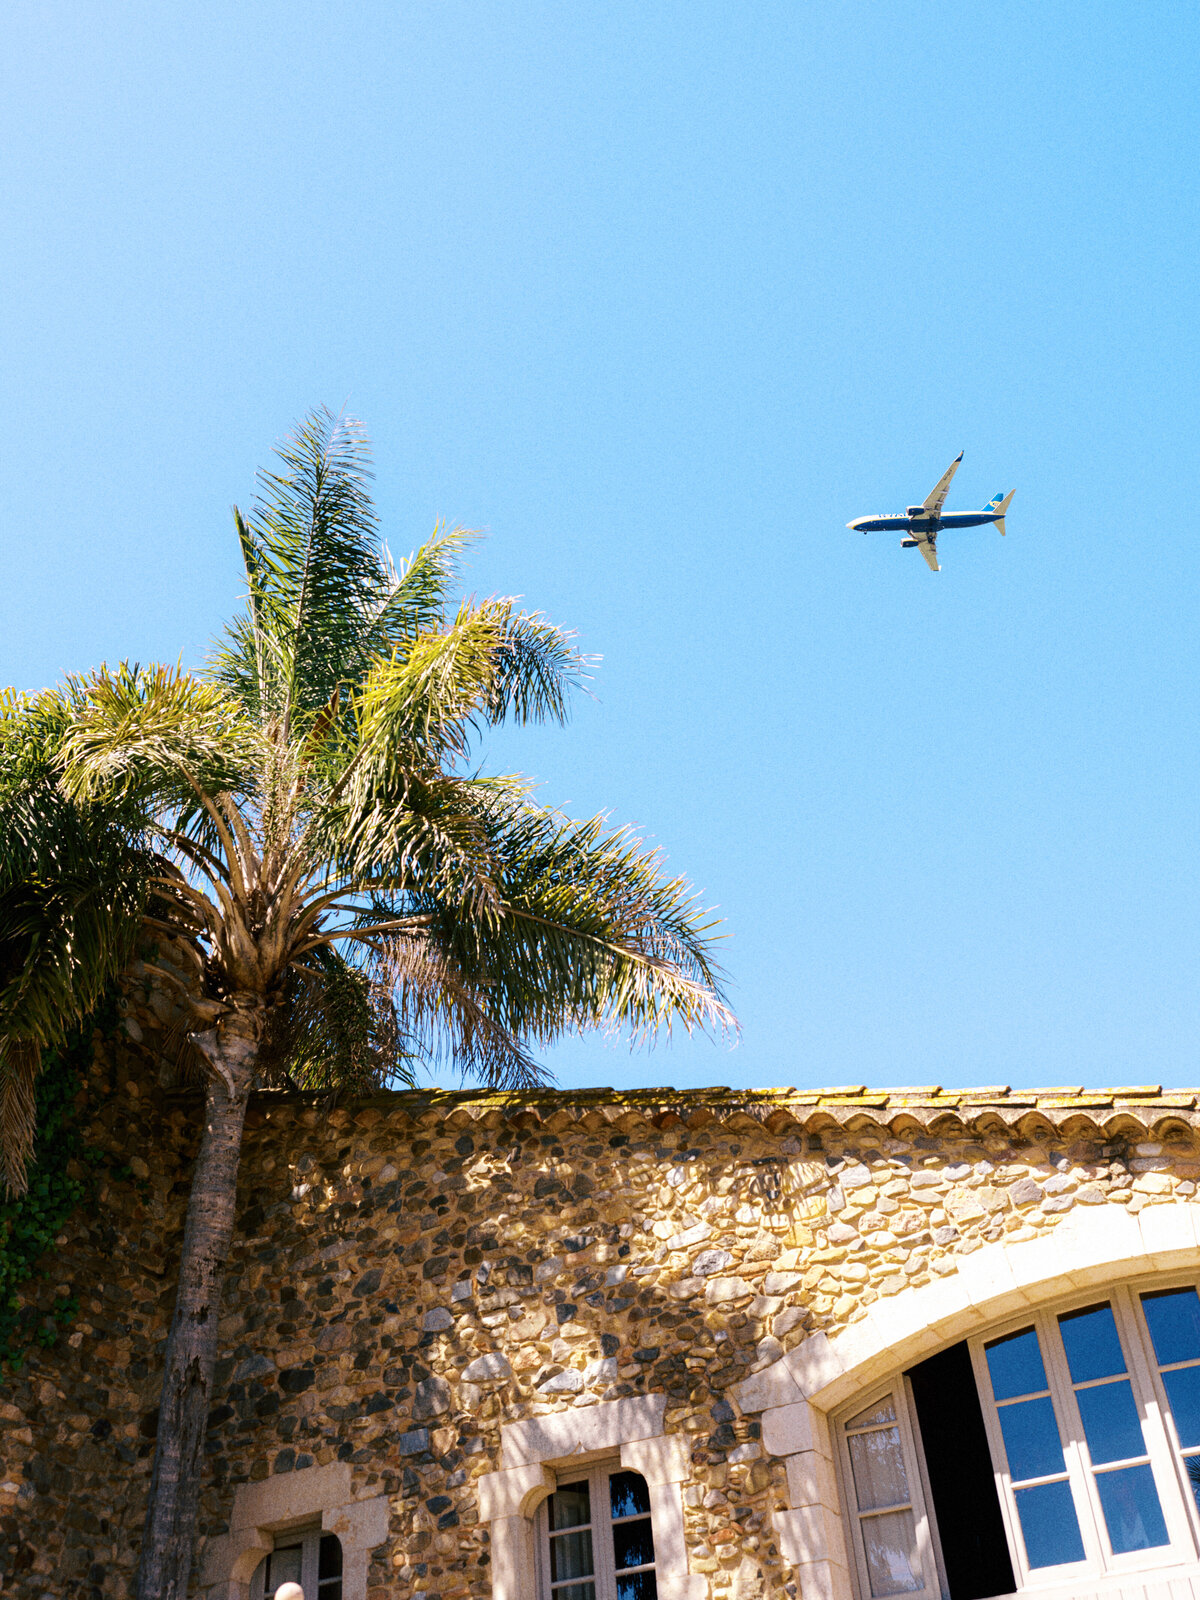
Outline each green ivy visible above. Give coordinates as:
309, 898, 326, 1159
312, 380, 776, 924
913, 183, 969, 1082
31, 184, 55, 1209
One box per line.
0, 998, 113, 1372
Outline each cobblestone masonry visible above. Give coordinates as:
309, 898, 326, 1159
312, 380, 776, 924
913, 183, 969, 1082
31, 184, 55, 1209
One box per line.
4, 968, 1200, 1598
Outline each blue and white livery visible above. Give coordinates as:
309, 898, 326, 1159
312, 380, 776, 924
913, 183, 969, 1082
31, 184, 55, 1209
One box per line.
847, 453, 1014, 572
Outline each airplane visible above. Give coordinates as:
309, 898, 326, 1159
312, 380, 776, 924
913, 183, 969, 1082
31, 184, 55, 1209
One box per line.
847, 453, 1014, 572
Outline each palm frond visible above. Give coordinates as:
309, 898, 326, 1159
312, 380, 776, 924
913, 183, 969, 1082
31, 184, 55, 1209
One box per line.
483, 603, 589, 726
359, 523, 481, 655
262, 944, 417, 1093
57, 662, 258, 806
326, 772, 504, 921
370, 931, 549, 1091
346, 598, 585, 774
212, 407, 384, 728
402, 800, 733, 1047
0, 694, 155, 1190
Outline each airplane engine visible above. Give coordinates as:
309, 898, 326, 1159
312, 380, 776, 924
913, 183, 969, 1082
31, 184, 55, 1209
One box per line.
899, 537, 918, 548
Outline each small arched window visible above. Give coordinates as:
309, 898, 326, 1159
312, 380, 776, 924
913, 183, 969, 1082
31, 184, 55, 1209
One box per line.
538, 1464, 657, 1600
250, 1529, 343, 1600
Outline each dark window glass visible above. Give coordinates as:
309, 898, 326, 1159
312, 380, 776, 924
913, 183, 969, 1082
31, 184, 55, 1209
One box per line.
1094, 1463, 1170, 1553
985, 1328, 1048, 1400
550, 1482, 592, 1531
1013, 1481, 1086, 1568
265, 1544, 303, 1596
552, 1585, 596, 1600
550, 1530, 594, 1583
1076, 1379, 1147, 1464
613, 1519, 655, 1572
1059, 1305, 1126, 1384
617, 1574, 658, 1600
907, 1343, 1014, 1600
610, 1471, 651, 1519
1142, 1288, 1200, 1367
318, 1534, 343, 1579
1163, 1365, 1200, 1448
997, 1396, 1067, 1480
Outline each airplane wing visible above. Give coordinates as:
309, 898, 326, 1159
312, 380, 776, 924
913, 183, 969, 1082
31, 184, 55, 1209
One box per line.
922, 452, 963, 516
917, 537, 940, 573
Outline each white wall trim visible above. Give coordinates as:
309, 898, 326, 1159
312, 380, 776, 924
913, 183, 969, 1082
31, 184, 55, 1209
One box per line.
195, 1460, 389, 1600
476, 1396, 704, 1600
499, 1394, 668, 1467
731, 1201, 1200, 1600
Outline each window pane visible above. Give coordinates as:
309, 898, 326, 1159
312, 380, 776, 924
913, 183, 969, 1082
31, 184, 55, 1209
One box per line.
848, 1398, 897, 1429
997, 1396, 1066, 1481
986, 1328, 1048, 1401
613, 1518, 655, 1572
1076, 1378, 1147, 1464
1185, 1457, 1200, 1513
610, 1471, 651, 1519
1059, 1304, 1126, 1383
550, 1483, 592, 1531
318, 1535, 343, 1579
1163, 1365, 1200, 1448
861, 1507, 923, 1596
1094, 1463, 1169, 1554
617, 1574, 658, 1600
849, 1426, 910, 1511
1142, 1287, 1200, 1367
550, 1530, 595, 1583
552, 1585, 596, 1600
266, 1545, 303, 1594
1013, 1481, 1086, 1568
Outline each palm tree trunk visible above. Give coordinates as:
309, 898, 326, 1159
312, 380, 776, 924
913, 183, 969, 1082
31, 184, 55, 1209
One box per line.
136, 1027, 256, 1600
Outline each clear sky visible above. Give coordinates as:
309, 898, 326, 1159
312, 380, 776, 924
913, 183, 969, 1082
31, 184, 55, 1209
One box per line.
4, 2, 1199, 1094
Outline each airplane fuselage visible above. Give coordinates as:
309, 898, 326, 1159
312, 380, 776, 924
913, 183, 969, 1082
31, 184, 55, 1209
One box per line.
847, 510, 1004, 534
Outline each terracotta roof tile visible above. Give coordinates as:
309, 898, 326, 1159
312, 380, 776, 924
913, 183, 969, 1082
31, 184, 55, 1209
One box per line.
246, 1082, 1200, 1139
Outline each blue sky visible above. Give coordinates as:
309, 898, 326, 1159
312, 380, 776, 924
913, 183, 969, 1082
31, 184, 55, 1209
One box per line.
4, 2, 1199, 1093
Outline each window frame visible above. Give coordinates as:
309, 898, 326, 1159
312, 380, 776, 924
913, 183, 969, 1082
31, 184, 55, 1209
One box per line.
969, 1284, 1197, 1590
249, 1525, 343, 1600
833, 1380, 943, 1600
833, 1275, 1200, 1600
1126, 1275, 1200, 1548
534, 1458, 658, 1600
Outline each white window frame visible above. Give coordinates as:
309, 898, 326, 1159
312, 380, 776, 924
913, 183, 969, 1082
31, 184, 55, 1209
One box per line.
534, 1458, 658, 1600
969, 1284, 1198, 1590
1132, 1276, 1200, 1550
832, 1276, 1200, 1600
834, 1380, 942, 1600
249, 1525, 343, 1600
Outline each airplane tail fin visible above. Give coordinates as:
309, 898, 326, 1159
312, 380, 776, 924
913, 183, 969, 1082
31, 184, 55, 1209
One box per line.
989, 489, 1015, 535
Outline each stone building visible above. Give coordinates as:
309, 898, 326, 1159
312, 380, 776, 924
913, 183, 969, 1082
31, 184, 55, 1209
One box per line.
7, 979, 1200, 1600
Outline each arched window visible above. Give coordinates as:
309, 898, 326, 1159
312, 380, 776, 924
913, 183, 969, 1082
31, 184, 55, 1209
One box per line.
250, 1529, 343, 1600
538, 1465, 658, 1600
836, 1278, 1200, 1600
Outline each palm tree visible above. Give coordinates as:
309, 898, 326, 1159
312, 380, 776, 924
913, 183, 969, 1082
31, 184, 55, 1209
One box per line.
0, 408, 732, 1600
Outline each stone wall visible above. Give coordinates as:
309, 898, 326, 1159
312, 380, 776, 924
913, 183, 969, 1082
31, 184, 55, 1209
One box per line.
3, 979, 1200, 1600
